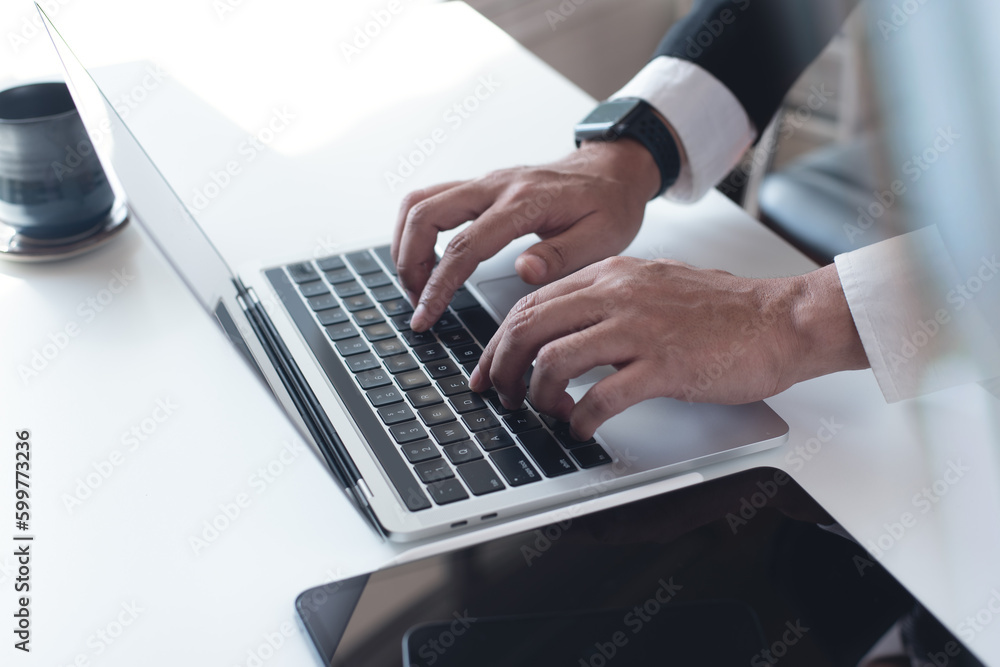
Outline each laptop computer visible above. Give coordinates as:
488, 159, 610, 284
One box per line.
42, 7, 789, 542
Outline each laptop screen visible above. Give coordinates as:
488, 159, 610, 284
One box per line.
40, 7, 237, 315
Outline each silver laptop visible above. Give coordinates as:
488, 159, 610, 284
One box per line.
43, 10, 788, 542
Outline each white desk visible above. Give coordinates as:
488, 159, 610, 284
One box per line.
1, 1, 998, 665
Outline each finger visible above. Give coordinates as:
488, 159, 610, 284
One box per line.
569, 362, 659, 440
469, 267, 607, 394
396, 180, 501, 308
411, 198, 582, 330
391, 181, 466, 267
476, 290, 610, 406
528, 321, 638, 419
514, 213, 627, 285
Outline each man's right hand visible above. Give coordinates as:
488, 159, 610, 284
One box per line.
391, 137, 662, 331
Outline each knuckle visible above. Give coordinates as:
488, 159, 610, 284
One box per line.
585, 384, 620, 418
505, 309, 537, 346
399, 189, 424, 214
444, 232, 476, 262
534, 343, 564, 376
406, 200, 434, 228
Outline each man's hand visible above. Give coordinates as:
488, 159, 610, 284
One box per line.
391, 138, 660, 331
468, 258, 869, 440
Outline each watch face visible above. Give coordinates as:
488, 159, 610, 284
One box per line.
579, 98, 642, 126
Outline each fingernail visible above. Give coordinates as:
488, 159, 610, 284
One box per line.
517, 254, 547, 282
411, 304, 427, 330
469, 366, 482, 389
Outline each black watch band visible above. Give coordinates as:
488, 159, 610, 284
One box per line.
574, 98, 681, 199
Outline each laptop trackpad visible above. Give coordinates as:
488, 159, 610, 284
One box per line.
475, 274, 614, 389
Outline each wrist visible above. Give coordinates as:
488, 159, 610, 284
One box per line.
781, 264, 870, 384
578, 137, 662, 202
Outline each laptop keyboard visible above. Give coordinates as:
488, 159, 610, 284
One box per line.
270, 245, 612, 512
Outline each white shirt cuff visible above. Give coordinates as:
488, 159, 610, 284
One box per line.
610, 56, 755, 203
835, 226, 1000, 402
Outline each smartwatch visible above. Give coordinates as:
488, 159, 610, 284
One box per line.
574, 97, 681, 198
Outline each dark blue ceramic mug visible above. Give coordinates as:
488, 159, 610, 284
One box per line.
0, 82, 115, 239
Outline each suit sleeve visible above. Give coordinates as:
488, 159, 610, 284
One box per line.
654, 0, 860, 134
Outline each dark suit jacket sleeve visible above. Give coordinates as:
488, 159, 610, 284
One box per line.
654, 0, 860, 134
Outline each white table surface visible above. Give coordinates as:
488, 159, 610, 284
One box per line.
1, 1, 998, 665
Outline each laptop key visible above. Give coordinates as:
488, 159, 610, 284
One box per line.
361, 271, 392, 288
438, 329, 473, 348
347, 353, 380, 373
462, 409, 499, 432
451, 344, 482, 364
325, 322, 359, 341
343, 294, 375, 312
298, 281, 329, 297
426, 478, 469, 505
402, 330, 435, 347
457, 459, 505, 495
449, 392, 486, 414
462, 361, 478, 376
334, 281, 364, 298
362, 322, 395, 341
476, 428, 515, 451
373, 338, 406, 358
431, 423, 469, 445
378, 403, 415, 425
335, 338, 369, 357
431, 311, 462, 333
352, 308, 385, 327
414, 343, 447, 363
382, 299, 414, 317
356, 368, 391, 389
400, 440, 438, 463
287, 262, 319, 284
316, 255, 346, 271
504, 410, 542, 433
390, 421, 427, 444
406, 386, 442, 408
443, 441, 483, 464
385, 353, 419, 374
318, 308, 349, 326
449, 288, 480, 312
418, 404, 456, 426
373, 245, 397, 275
395, 369, 430, 390
414, 459, 454, 483
555, 431, 597, 449
392, 313, 414, 332
307, 294, 339, 312
518, 430, 577, 477
490, 447, 541, 486
371, 285, 403, 303
366, 385, 402, 405
569, 444, 611, 468
438, 376, 470, 396
457, 307, 499, 346
426, 359, 461, 379
324, 268, 355, 284
485, 391, 520, 415
346, 250, 382, 274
